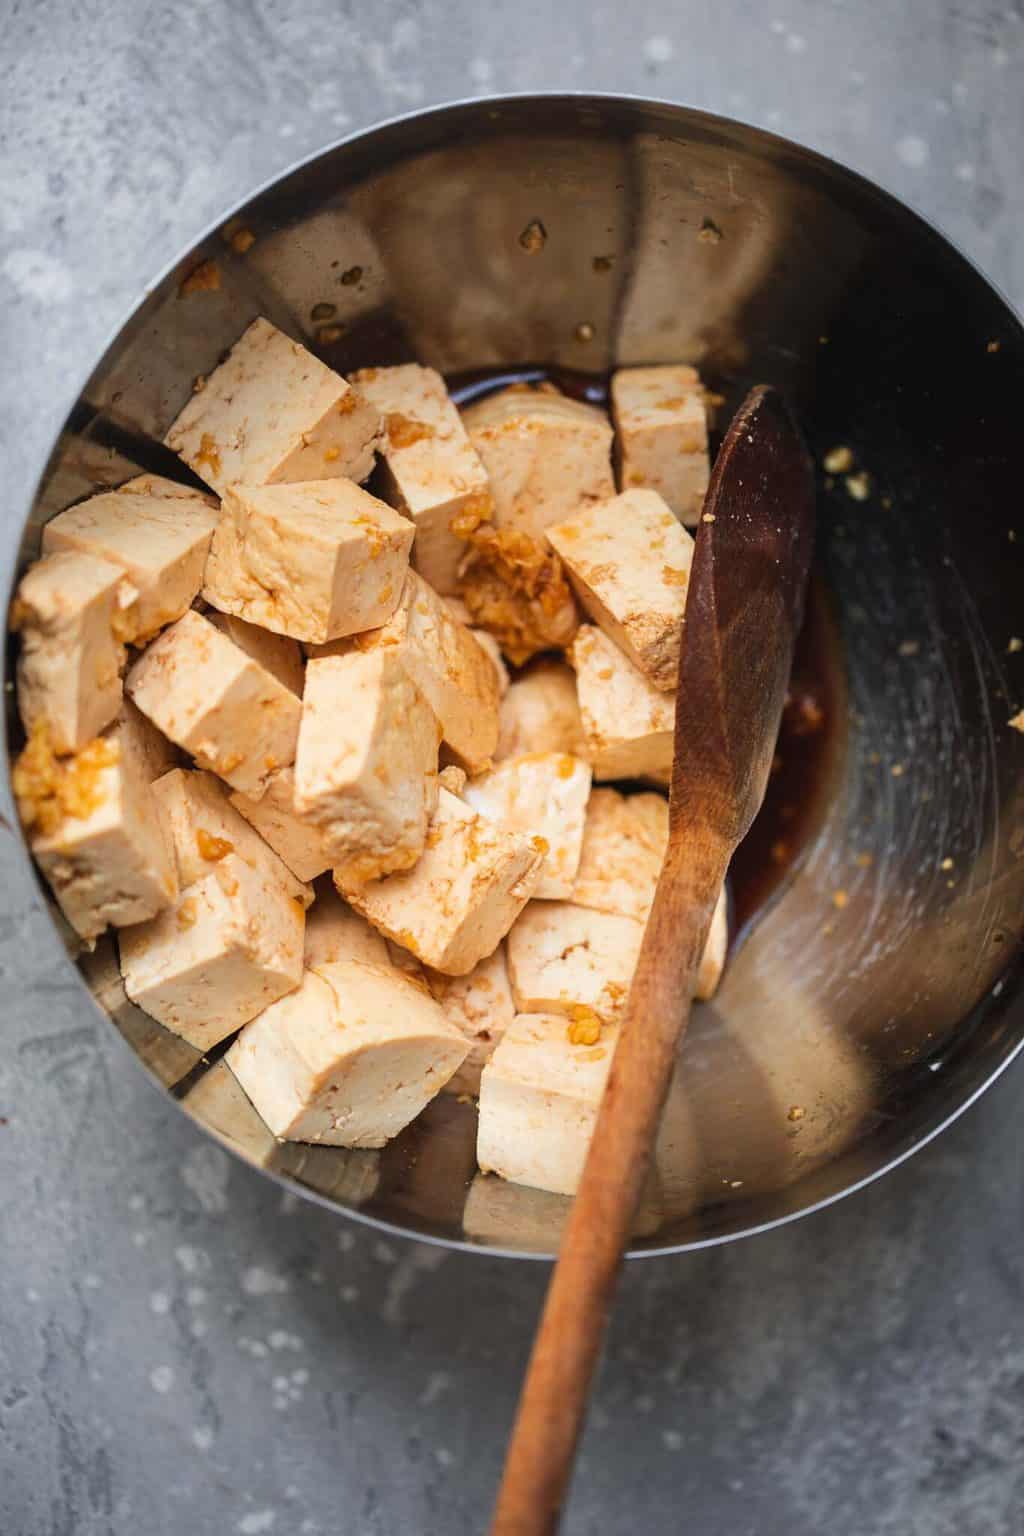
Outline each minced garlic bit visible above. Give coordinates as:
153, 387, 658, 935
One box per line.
194, 432, 222, 480
1009, 637, 1023, 654
940, 857, 954, 871
1009, 710, 1024, 734
898, 639, 920, 657
787, 1105, 805, 1122
448, 493, 493, 539
12, 720, 117, 837
519, 219, 547, 254
845, 471, 871, 501
701, 512, 716, 523
823, 445, 854, 474
574, 322, 595, 343
177, 897, 199, 929
386, 412, 435, 450
458, 525, 578, 665
697, 218, 723, 244
566, 1005, 602, 1047
179, 259, 221, 297
195, 828, 234, 862
891, 762, 905, 777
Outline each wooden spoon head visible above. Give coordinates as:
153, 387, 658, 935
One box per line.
671, 385, 816, 848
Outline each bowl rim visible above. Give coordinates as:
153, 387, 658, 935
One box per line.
4, 89, 1023, 1262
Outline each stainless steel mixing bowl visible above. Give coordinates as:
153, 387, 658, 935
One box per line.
6, 94, 1024, 1257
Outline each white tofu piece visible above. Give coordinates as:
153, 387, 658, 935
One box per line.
697, 886, 728, 1001
427, 945, 515, 1096
13, 551, 133, 753
496, 660, 587, 762
611, 365, 710, 526
42, 475, 218, 642
151, 767, 311, 905
321, 572, 499, 774
477, 1013, 618, 1196
119, 696, 181, 782
571, 787, 667, 921
202, 478, 413, 646
16, 714, 178, 942
470, 628, 510, 697
461, 388, 614, 538
226, 959, 469, 1147
119, 850, 305, 1050
338, 788, 544, 976
164, 317, 383, 494
304, 886, 390, 970
350, 364, 491, 594
230, 767, 333, 884
295, 650, 440, 880
548, 489, 694, 691
126, 608, 301, 797
463, 753, 591, 900
569, 625, 674, 781
205, 611, 304, 696
506, 901, 644, 1024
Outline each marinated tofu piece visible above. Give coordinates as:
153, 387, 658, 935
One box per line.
338, 788, 545, 976
351, 364, 491, 594
427, 945, 516, 1096
205, 611, 304, 696
203, 478, 414, 645
14, 714, 178, 942
496, 660, 587, 762
119, 850, 305, 1050
697, 886, 728, 1001
295, 650, 440, 880
226, 959, 469, 1147
477, 1013, 619, 1196
461, 388, 614, 539
443, 598, 509, 695
571, 787, 668, 921
457, 525, 580, 666
463, 753, 592, 900
611, 364, 710, 525
569, 624, 674, 781
303, 885, 390, 970
42, 476, 218, 642
548, 489, 694, 691
506, 901, 644, 1024
126, 609, 301, 797
119, 696, 181, 782
13, 551, 134, 754
164, 317, 383, 494
230, 768, 333, 883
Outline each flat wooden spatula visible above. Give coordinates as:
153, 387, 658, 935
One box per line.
491, 385, 816, 1535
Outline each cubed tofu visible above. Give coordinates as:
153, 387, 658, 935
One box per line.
164, 317, 383, 494
477, 1013, 618, 1196
548, 489, 694, 691
572, 787, 667, 921
205, 611, 304, 696
226, 959, 469, 1147
126, 608, 301, 797
471, 628, 510, 696
351, 364, 491, 595
322, 573, 499, 774
303, 886, 390, 970
16, 713, 178, 942
202, 479, 414, 646
119, 850, 305, 1050
463, 753, 592, 900
13, 551, 134, 753
338, 788, 544, 976
151, 767, 311, 906
496, 660, 587, 762
611, 365, 710, 525
697, 886, 728, 1001
119, 696, 181, 782
295, 650, 440, 880
42, 475, 218, 642
569, 625, 674, 781
427, 945, 515, 1096
461, 388, 614, 538
506, 901, 644, 1023
230, 768, 333, 884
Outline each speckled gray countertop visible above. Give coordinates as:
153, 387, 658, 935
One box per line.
2, 3, 1024, 1533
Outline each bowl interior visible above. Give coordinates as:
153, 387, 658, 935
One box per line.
7, 96, 1024, 1257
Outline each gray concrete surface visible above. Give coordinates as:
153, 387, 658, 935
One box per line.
2, 2, 1024, 1532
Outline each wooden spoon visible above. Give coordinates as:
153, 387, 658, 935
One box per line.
491, 385, 816, 1535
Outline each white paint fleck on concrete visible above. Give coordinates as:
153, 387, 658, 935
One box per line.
435, 1447, 455, 1468
182, 1144, 230, 1214
955, 162, 976, 182
662, 1428, 683, 1451
337, 1231, 355, 1254
132, 1232, 149, 1249
186, 1286, 207, 1307
192, 1425, 215, 1452
175, 1245, 209, 1275
382, 1244, 447, 1325
340, 1285, 359, 1304
770, 18, 786, 34
3, 248, 73, 304
190, 1317, 208, 1339
643, 36, 675, 64
420, 1370, 451, 1406
238, 1514, 276, 1535
269, 1329, 303, 1351
469, 57, 493, 84
785, 33, 807, 53
373, 1241, 397, 1265
896, 135, 929, 169
238, 1337, 270, 1358
241, 1266, 289, 1297
82, 1274, 100, 1290
149, 1365, 175, 1395
149, 1291, 171, 1316
127, 1193, 146, 1212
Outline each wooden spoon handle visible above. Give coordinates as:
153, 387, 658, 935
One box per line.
490, 830, 729, 1536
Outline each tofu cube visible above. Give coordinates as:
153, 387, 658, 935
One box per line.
506, 901, 644, 1024
295, 650, 440, 880
351, 364, 491, 594
119, 696, 181, 782
548, 489, 694, 691
303, 886, 391, 970
427, 944, 515, 1096
572, 787, 667, 921
42, 475, 218, 642
202, 478, 414, 645
13, 551, 134, 753
496, 660, 587, 761
477, 1013, 618, 1196
226, 959, 469, 1147
230, 768, 333, 883
164, 317, 383, 494
126, 609, 301, 797
463, 753, 592, 899
119, 850, 305, 1050
461, 388, 614, 538
338, 788, 545, 975
205, 611, 304, 696
569, 625, 674, 781
15, 711, 178, 941
611, 365, 710, 525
